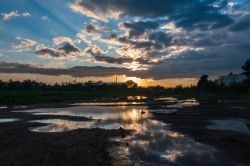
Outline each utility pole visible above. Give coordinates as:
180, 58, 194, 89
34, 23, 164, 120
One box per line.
74, 76, 77, 83
115, 74, 118, 85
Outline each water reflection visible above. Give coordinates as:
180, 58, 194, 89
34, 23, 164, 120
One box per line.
127, 96, 147, 101
21, 106, 148, 122
0, 118, 19, 123
29, 108, 149, 132
0, 106, 8, 109
70, 102, 145, 106
20, 100, 243, 165
154, 97, 177, 101
207, 119, 250, 135
30, 119, 113, 132
166, 98, 200, 108
149, 109, 178, 114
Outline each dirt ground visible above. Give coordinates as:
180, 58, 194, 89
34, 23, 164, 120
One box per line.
0, 106, 131, 166
153, 99, 250, 165
0, 98, 250, 165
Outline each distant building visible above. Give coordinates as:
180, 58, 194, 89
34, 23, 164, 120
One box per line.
218, 73, 246, 85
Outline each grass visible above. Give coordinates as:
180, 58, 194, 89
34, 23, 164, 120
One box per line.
0, 89, 249, 106
0, 89, 145, 105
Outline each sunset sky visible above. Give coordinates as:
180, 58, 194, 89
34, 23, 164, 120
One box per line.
0, 0, 249, 87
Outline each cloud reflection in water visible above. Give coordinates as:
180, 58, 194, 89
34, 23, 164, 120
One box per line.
21, 102, 243, 165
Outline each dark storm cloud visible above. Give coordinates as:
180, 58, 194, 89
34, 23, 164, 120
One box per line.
0, 61, 143, 78
84, 46, 104, 56
114, 36, 155, 50
72, 0, 233, 30
58, 42, 80, 53
148, 31, 172, 48
93, 55, 157, 65
122, 21, 160, 38
28, 0, 250, 80
35, 42, 80, 58
173, 3, 233, 30
94, 55, 133, 64
147, 44, 250, 79
85, 24, 99, 33
35, 48, 62, 57
230, 14, 250, 31
105, 31, 173, 50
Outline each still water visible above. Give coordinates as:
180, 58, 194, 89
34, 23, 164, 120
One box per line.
207, 118, 250, 135
18, 98, 245, 166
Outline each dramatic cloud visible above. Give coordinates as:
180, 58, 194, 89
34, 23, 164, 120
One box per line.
230, 14, 250, 31
1, 11, 31, 20
85, 24, 100, 34
84, 45, 105, 56
2, 0, 250, 83
70, 0, 233, 30
35, 42, 80, 59
0, 61, 145, 78
35, 48, 62, 58
58, 42, 80, 53
93, 55, 133, 64
120, 21, 160, 38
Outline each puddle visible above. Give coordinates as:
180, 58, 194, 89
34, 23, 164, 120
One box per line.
70, 102, 146, 106
207, 119, 250, 134
0, 118, 19, 123
27, 106, 149, 132
149, 109, 178, 114
18, 100, 243, 165
29, 119, 122, 132
166, 98, 199, 108
13, 106, 27, 109
0, 106, 8, 109
154, 97, 177, 101
19, 106, 148, 121
127, 96, 147, 101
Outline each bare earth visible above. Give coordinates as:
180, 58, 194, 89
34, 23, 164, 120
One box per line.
0, 98, 250, 165
153, 99, 250, 165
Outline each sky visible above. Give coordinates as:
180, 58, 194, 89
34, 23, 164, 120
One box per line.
0, 0, 250, 87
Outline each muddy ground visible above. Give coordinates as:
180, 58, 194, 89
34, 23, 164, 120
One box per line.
153, 99, 250, 165
0, 98, 250, 165
0, 106, 131, 166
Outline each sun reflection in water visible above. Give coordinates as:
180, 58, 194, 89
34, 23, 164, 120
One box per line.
18, 99, 239, 166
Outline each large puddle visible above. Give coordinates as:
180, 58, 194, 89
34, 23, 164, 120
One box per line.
0, 118, 19, 123
15, 99, 245, 166
207, 119, 250, 135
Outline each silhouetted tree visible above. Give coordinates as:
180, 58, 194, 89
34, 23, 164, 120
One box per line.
242, 59, 250, 91
197, 75, 218, 91
197, 75, 209, 89
126, 80, 138, 89
242, 59, 250, 82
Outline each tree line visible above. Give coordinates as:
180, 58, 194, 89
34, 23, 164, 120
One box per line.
196, 59, 250, 93
0, 59, 249, 93
0, 79, 139, 90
